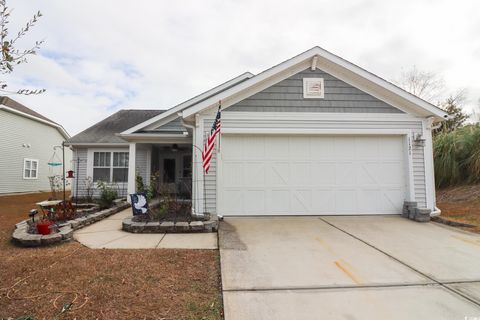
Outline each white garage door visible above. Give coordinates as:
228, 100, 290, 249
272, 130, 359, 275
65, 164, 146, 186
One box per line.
218, 135, 406, 216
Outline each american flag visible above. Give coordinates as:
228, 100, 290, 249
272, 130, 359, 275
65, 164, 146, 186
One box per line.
202, 103, 221, 174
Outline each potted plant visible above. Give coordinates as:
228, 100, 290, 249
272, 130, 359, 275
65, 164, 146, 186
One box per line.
36, 219, 54, 235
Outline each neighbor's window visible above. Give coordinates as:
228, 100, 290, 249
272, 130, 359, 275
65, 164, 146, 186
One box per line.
93, 151, 129, 182
23, 158, 39, 179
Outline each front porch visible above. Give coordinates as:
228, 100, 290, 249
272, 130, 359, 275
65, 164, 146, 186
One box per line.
127, 141, 194, 202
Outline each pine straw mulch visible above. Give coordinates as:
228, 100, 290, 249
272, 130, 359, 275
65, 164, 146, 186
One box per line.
0, 192, 223, 319
436, 184, 480, 233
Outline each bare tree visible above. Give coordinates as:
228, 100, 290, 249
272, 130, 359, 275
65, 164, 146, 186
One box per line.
0, 0, 45, 95
395, 65, 445, 104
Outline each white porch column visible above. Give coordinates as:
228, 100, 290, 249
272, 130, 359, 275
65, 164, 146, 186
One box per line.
127, 142, 136, 202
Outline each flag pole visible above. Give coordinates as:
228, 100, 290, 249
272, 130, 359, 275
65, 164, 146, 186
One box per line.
218, 100, 221, 153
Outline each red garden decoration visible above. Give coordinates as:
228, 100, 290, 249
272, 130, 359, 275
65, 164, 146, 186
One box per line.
67, 170, 75, 178
36, 220, 53, 235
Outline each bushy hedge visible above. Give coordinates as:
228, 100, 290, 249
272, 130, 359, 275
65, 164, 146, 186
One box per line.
434, 124, 480, 188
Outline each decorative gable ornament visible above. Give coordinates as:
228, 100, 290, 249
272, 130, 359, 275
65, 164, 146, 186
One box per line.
303, 78, 325, 99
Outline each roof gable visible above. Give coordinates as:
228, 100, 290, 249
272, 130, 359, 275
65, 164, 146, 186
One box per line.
228, 67, 405, 114
181, 47, 448, 121
0, 96, 70, 138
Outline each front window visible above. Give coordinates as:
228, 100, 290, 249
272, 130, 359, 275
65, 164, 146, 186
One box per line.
23, 158, 39, 179
93, 151, 128, 182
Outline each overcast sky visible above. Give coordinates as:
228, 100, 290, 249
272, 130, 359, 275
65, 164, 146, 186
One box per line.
5, 0, 480, 135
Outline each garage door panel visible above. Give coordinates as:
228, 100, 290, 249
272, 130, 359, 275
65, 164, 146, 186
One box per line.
358, 189, 382, 212
223, 162, 244, 187
291, 162, 311, 185
267, 163, 290, 186
270, 190, 290, 214
311, 138, 335, 159
382, 189, 405, 211
265, 137, 288, 159
244, 190, 265, 214
244, 162, 265, 186
219, 135, 406, 216
335, 189, 357, 213
244, 136, 266, 159
289, 137, 311, 159
312, 189, 335, 213
291, 189, 312, 213
379, 162, 404, 185
222, 136, 244, 160
356, 138, 380, 159
311, 163, 336, 185
335, 162, 356, 186
333, 137, 356, 159
380, 137, 405, 160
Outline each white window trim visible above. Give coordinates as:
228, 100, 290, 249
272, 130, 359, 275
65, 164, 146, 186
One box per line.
303, 77, 325, 99
23, 158, 39, 180
86, 148, 129, 184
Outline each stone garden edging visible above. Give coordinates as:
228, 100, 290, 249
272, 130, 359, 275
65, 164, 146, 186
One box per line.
12, 202, 130, 247
122, 217, 219, 233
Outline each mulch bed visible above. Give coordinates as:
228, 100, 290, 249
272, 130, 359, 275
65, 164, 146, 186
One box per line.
436, 184, 480, 234
0, 192, 223, 319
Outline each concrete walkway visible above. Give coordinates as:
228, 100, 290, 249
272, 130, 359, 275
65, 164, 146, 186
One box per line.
220, 216, 480, 320
73, 208, 217, 249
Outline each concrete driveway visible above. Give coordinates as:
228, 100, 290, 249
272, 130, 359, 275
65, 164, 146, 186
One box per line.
219, 216, 480, 320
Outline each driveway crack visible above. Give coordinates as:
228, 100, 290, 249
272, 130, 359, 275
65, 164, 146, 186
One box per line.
318, 217, 480, 308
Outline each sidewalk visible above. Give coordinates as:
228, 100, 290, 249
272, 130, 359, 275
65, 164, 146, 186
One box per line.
73, 208, 218, 249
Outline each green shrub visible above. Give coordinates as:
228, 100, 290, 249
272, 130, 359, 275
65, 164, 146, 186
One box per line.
96, 180, 118, 209
434, 124, 480, 188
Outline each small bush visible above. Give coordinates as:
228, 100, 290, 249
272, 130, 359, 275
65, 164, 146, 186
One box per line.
434, 124, 480, 188
96, 180, 118, 209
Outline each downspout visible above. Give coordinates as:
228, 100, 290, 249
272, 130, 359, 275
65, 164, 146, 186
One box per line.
428, 117, 442, 216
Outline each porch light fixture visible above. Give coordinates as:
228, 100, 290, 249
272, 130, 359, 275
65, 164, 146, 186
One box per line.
172, 144, 179, 152
413, 133, 426, 147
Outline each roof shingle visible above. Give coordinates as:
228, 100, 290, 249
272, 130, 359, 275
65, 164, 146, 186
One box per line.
67, 109, 165, 144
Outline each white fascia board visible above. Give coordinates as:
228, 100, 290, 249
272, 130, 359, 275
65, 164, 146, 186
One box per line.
64, 142, 129, 147
222, 128, 412, 135
182, 46, 448, 120
311, 47, 448, 120
116, 133, 192, 143
120, 72, 254, 135
0, 104, 71, 139
222, 111, 423, 121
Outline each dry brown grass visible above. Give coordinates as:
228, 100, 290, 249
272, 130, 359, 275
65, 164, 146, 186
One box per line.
0, 192, 222, 319
437, 184, 480, 233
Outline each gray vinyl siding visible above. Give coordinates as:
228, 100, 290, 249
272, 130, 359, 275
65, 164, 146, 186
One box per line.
71, 148, 88, 198
227, 68, 403, 113
203, 117, 427, 214
202, 124, 217, 213
135, 146, 149, 186
0, 109, 72, 194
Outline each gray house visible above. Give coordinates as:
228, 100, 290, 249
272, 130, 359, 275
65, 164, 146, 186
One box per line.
0, 97, 71, 194
66, 47, 447, 216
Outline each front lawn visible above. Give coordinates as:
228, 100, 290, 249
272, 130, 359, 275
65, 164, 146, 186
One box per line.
0, 192, 222, 319
436, 184, 480, 233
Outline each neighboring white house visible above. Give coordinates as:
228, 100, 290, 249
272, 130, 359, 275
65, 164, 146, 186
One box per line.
0, 97, 71, 194
66, 47, 448, 216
